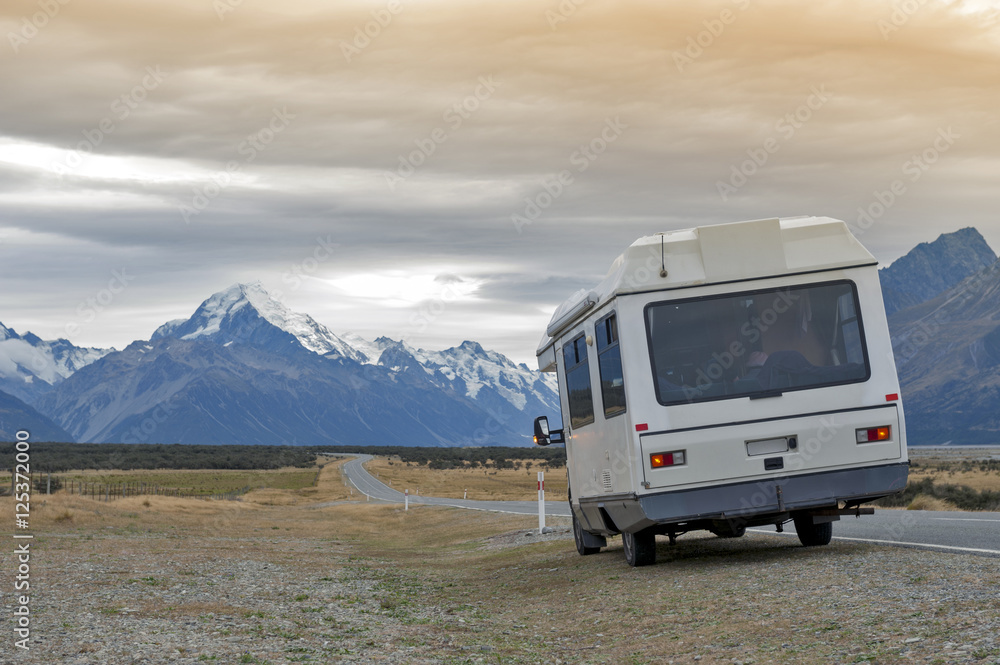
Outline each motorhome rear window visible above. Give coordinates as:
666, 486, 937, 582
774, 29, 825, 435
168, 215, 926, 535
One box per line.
645, 280, 870, 406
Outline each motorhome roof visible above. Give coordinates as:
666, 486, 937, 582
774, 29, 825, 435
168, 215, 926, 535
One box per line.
537, 216, 875, 356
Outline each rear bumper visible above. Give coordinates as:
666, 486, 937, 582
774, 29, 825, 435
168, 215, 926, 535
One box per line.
577, 461, 908, 535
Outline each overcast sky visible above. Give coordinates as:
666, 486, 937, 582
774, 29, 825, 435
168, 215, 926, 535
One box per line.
2, 0, 999, 366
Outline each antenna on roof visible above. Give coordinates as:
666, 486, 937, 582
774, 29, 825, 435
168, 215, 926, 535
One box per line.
659, 234, 668, 278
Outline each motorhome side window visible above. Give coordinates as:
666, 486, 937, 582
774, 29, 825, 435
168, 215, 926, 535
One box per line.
563, 335, 594, 428
646, 280, 871, 405
596, 313, 626, 418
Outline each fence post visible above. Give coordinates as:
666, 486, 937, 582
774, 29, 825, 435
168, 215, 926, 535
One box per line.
538, 471, 546, 534
47, 473, 51, 495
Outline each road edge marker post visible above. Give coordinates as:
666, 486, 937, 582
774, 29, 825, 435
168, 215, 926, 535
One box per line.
405, 488, 409, 511
538, 471, 545, 534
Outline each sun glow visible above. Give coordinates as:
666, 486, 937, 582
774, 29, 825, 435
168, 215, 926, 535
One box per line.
327, 271, 482, 307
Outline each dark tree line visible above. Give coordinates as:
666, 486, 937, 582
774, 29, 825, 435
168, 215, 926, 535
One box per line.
0, 442, 566, 473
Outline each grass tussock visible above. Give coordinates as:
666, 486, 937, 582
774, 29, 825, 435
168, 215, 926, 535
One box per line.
906, 494, 959, 511
877, 476, 1000, 511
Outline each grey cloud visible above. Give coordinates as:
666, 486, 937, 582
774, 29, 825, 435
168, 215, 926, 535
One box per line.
1, 0, 999, 362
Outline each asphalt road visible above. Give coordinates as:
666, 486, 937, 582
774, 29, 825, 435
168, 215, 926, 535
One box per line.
335, 454, 1000, 557
339, 454, 572, 517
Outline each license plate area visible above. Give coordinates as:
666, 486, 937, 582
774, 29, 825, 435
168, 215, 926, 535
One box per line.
746, 436, 791, 456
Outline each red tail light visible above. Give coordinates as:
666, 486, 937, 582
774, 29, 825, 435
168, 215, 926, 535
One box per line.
650, 451, 686, 468
856, 426, 891, 443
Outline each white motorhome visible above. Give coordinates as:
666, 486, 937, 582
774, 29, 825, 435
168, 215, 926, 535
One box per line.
533, 216, 908, 566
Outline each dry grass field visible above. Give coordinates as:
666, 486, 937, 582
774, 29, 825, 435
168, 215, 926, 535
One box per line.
364, 449, 1000, 508
362, 457, 568, 501
58, 467, 319, 493
908, 467, 1000, 492
908, 448, 1000, 492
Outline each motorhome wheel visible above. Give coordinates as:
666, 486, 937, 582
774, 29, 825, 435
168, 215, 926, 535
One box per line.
622, 529, 656, 567
793, 517, 833, 547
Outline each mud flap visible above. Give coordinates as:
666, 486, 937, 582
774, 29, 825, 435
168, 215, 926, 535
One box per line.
579, 527, 607, 549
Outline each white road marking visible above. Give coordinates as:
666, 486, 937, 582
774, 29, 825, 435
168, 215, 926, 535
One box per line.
830, 536, 1000, 556
930, 517, 1000, 523
749, 528, 1000, 556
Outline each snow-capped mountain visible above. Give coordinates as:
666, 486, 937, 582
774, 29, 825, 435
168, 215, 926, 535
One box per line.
151, 282, 367, 363
348, 336, 559, 419
149, 283, 560, 430
0, 323, 111, 405
36, 282, 561, 446
38, 335, 520, 446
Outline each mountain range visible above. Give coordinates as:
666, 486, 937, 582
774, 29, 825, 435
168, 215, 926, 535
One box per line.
3, 227, 1000, 446
3, 283, 557, 446
885, 231, 1000, 445
879, 227, 996, 316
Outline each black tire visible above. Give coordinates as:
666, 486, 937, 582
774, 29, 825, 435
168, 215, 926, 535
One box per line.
573, 513, 601, 556
622, 529, 657, 567
794, 517, 833, 547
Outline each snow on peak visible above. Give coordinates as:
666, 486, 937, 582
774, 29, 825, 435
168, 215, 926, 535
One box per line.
168, 283, 367, 362
0, 322, 112, 391
344, 333, 557, 411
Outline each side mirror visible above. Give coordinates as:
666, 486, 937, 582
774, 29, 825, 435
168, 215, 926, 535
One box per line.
533, 416, 550, 446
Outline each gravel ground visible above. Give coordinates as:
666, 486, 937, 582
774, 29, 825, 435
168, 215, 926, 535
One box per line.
6, 530, 496, 665
481, 525, 573, 551
5, 516, 1000, 664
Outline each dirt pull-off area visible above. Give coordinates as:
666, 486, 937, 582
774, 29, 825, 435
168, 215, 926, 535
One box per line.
3, 462, 999, 664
